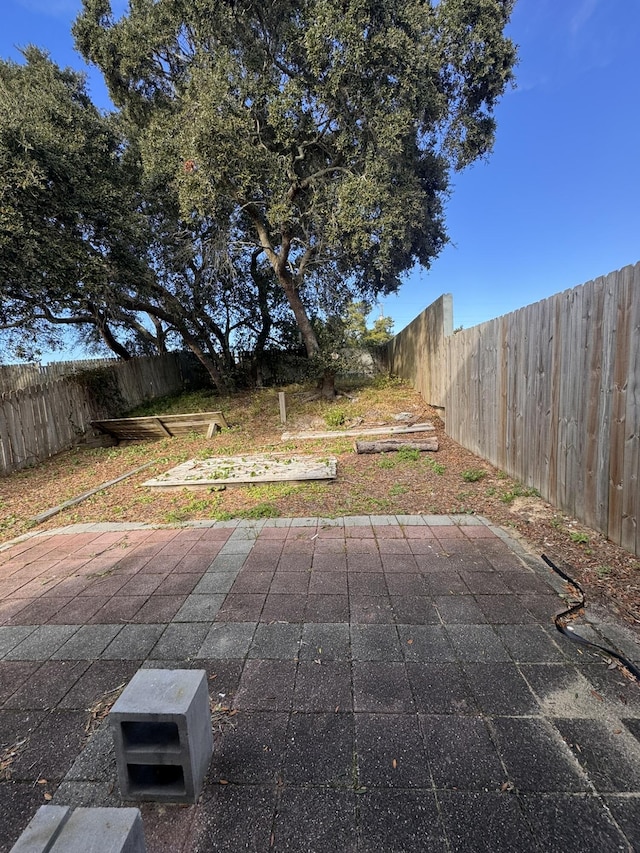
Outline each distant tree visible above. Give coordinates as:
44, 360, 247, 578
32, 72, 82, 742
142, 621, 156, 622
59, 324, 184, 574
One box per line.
343, 301, 394, 347
74, 0, 516, 395
363, 315, 395, 348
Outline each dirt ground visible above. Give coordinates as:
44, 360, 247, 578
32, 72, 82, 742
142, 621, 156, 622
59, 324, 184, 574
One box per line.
1, 378, 638, 629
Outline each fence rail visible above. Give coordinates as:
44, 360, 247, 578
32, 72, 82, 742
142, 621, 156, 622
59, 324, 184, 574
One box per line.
382, 262, 640, 556
0, 353, 184, 476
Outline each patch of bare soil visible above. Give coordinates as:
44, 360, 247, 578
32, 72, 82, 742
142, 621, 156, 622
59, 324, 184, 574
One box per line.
1, 379, 638, 630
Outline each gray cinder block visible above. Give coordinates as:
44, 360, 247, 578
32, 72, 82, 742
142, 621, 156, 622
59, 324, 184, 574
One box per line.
9, 806, 70, 853
10, 807, 145, 853
109, 669, 213, 803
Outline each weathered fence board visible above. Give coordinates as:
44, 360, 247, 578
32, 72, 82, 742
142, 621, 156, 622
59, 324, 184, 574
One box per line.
382, 262, 640, 556
0, 354, 185, 476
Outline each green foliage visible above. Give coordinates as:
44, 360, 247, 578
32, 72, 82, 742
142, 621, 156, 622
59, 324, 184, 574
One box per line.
569, 531, 590, 545
74, 0, 516, 371
396, 447, 421, 463
0, 48, 151, 361
499, 485, 540, 503
72, 367, 126, 417
343, 301, 394, 347
389, 483, 409, 497
216, 502, 281, 521
324, 408, 346, 428
461, 468, 487, 483
424, 457, 446, 475
377, 456, 396, 470
245, 483, 302, 501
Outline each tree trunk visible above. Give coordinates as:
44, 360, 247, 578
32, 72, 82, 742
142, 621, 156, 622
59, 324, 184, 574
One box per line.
277, 271, 336, 398
319, 367, 336, 400
278, 276, 319, 357
180, 331, 228, 393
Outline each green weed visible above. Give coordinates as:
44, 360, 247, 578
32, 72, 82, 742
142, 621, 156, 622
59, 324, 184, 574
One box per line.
424, 457, 445, 475
324, 408, 346, 428
569, 531, 590, 545
245, 483, 302, 501
127, 389, 220, 417
377, 457, 396, 470
396, 447, 421, 463
499, 484, 540, 503
389, 483, 409, 497
461, 468, 487, 483
235, 502, 281, 520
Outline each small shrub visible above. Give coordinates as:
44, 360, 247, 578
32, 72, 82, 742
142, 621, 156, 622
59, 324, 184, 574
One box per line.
389, 483, 409, 497
461, 469, 487, 483
424, 457, 445, 475
569, 531, 589, 545
324, 408, 346, 428
396, 447, 421, 463
499, 485, 540, 503
377, 456, 396, 470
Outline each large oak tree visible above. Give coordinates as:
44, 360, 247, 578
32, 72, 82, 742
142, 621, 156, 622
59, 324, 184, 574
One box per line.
74, 0, 516, 393
0, 48, 281, 388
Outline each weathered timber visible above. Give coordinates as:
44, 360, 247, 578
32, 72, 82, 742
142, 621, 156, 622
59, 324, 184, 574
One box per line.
281, 422, 434, 441
0, 354, 184, 476
382, 261, 640, 557
91, 411, 228, 442
30, 462, 157, 524
355, 438, 439, 454
143, 454, 337, 488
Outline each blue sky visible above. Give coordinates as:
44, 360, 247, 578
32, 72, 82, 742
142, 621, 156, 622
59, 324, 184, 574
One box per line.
1, 0, 639, 337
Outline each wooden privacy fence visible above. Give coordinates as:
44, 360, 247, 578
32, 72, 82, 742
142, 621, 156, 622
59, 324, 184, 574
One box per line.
382, 262, 640, 556
0, 358, 119, 394
0, 353, 184, 476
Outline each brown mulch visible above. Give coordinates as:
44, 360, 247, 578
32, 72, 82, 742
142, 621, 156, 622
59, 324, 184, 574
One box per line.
0, 379, 638, 630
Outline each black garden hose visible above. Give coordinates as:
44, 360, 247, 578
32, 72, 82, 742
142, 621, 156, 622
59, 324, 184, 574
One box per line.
541, 553, 640, 681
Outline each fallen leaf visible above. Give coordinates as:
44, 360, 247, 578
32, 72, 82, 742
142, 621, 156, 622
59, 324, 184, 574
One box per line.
37, 779, 47, 785
392, 759, 397, 769
219, 779, 229, 785
501, 781, 514, 792
407, 638, 414, 646
590, 690, 604, 702
43, 793, 52, 801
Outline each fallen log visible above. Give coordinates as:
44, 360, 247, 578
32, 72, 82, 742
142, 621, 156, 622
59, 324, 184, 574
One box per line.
355, 438, 439, 454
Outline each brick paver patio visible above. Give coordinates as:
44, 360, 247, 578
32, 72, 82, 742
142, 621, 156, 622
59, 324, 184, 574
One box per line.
1, 516, 639, 851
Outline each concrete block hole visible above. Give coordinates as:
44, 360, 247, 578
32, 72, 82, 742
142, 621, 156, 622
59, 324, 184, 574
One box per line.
121, 721, 181, 752
126, 763, 186, 798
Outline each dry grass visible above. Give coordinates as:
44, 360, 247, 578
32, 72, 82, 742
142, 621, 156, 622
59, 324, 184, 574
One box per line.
1, 377, 639, 627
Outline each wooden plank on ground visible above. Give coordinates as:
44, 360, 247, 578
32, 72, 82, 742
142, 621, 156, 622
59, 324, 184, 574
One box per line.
29, 462, 157, 523
281, 422, 434, 441
144, 454, 337, 488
